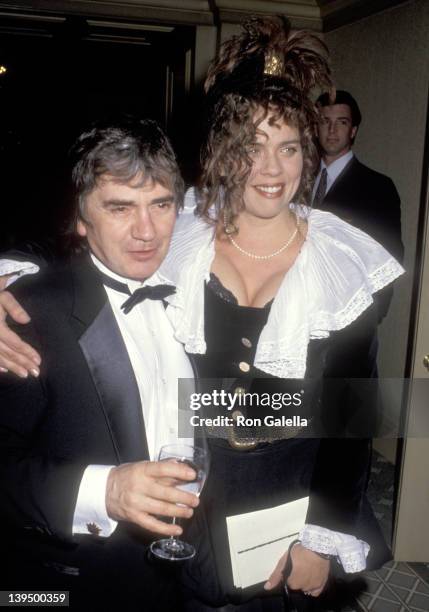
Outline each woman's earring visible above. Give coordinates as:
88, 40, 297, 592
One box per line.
223, 209, 237, 235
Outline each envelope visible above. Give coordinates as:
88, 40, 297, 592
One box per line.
226, 496, 309, 589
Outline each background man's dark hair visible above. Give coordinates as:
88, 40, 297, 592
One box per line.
70, 115, 184, 223
317, 90, 362, 128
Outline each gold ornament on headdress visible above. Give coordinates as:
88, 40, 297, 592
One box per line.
264, 49, 284, 76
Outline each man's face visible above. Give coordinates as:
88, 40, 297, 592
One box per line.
77, 174, 177, 281
317, 104, 358, 163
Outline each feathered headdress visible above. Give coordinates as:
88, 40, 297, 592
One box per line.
205, 16, 334, 103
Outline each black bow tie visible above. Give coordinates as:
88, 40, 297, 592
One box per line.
98, 271, 176, 314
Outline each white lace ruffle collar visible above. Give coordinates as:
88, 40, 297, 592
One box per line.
158, 204, 404, 378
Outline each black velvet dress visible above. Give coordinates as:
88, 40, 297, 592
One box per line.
182, 277, 390, 611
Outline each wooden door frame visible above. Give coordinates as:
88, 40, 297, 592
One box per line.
393, 85, 429, 561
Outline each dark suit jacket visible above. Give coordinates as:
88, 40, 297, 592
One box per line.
317, 156, 403, 262
315, 156, 403, 322
0, 254, 181, 611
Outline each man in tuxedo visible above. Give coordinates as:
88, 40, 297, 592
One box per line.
314, 90, 403, 264
0, 117, 200, 610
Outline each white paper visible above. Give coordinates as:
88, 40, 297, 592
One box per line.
226, 496, 309, 589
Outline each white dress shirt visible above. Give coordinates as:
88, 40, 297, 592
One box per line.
72, 255, 195, 537
312, 150, 354, 204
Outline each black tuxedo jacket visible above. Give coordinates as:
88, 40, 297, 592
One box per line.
0, 255, 181, 610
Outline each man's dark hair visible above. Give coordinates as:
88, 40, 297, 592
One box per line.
316, 90, 362, 128
70, 115, 184, 222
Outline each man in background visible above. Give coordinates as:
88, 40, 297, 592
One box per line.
314, 90, 403, 271
314, 90, 403, 388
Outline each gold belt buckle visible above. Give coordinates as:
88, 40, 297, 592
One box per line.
227, 409, 259, 451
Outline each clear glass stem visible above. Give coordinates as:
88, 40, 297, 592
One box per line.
166, 516, 184, 552
169, 516, 177, 543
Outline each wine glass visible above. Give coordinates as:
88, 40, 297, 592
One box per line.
150, 443, 209, 561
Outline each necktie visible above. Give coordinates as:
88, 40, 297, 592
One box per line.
98, 271, 176, 314
313, 167, 328, 208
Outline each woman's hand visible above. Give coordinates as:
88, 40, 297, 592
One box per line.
264, 543, 330, 597
0, 274, 13, 292
0, 289, 41, 377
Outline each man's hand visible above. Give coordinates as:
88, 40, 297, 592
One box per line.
106, 460, 200, 536
0, 290, 41, 378
264, 543, 330, 597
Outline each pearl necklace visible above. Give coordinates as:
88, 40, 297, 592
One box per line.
225, 213, 300, 260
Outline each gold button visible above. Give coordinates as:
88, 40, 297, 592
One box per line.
239, 361, 250, 373
232, 410, 243, 421
234, 386, 246, 396
241, 337, 252, 348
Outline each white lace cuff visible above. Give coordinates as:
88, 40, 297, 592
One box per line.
299, 523, 370, 573
0, 259, 40, 288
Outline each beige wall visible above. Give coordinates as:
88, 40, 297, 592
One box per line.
195, 25, 218, 87
325, 0, 429, 378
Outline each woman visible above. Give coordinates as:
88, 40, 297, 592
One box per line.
0, 16, 402, 612
155, 16, 403, 611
